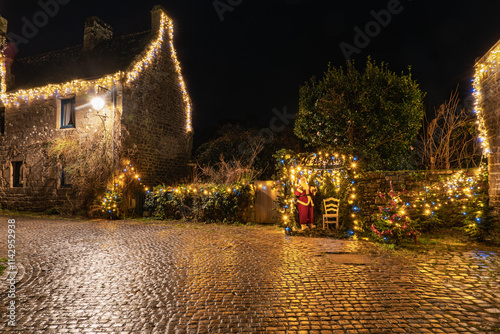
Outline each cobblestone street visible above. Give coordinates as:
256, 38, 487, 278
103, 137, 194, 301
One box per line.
0, 216, 499, 333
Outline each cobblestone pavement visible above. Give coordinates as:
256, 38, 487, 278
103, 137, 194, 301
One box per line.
0, 216, 498, 333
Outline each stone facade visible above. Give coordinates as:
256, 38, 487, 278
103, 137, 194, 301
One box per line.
122, 41, 193, 186
0, 6, 193, 211
474, 39, 500, 210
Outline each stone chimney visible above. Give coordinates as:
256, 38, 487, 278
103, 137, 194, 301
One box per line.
151, 5, 167, 32
83, 16, 113, 51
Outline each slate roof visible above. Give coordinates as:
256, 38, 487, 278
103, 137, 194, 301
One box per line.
10, 30, 154, 91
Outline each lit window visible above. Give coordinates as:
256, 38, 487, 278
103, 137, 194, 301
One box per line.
61, 98, 75, 128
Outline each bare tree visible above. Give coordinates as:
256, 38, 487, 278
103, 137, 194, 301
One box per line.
196, 139, 264, 184
419, 88, 481, 170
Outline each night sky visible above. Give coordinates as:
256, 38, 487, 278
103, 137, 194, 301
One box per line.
2, 0, 500, 149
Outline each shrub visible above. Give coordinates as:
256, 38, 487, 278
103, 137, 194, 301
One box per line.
371, 182, 419, 244
144, 182, 254, 223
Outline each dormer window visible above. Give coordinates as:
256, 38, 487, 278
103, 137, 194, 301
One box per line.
61, 97, 75, 128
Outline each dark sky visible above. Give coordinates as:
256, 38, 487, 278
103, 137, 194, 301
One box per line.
2, 0, 500, 148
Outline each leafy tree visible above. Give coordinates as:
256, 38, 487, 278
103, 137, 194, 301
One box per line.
294, 58, 425, 170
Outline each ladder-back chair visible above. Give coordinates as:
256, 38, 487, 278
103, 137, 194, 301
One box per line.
323, 198, 340, 229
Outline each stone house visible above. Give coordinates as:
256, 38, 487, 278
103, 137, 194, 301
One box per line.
474, 39, 500, 210
0, 5, 193, 211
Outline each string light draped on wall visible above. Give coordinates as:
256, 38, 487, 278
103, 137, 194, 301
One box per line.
472, 46, 500, 156
0, 11, 192, 133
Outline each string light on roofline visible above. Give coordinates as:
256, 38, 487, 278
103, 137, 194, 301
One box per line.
166, 16, 192, 133
0, 59, 6, 94
0, 10, 192, 134
472, 47, 500, 156
0, 72, 122, 105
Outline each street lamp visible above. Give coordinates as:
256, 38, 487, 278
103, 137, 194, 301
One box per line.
90, 85, 117, 186
91, 96, 105, 111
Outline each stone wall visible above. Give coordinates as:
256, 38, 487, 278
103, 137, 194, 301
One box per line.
0, 92, 106, 211
121, 25, 193, 186
358, 169, 481, 223
475, 40, 500, 210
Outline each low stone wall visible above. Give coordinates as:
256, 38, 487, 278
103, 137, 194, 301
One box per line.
358, 168, 482, 223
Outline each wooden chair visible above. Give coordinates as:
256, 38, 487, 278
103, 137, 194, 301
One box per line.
323, 198, 340, 229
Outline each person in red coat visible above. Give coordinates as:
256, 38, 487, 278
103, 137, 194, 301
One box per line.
295, 177, 317, 230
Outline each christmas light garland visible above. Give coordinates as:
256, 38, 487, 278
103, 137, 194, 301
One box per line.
0, 10, 192, 133
408, 166, 487, 219
275, 150, 360, 237
101, 161, 147, 216
0, 60, 6, 94
472, 45, 500, 156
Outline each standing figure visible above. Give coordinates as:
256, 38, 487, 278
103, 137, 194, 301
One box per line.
295, 177, 317, 230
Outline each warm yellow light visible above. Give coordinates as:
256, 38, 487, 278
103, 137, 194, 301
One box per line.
1, 10, 193, 133
91, 96, 105, 110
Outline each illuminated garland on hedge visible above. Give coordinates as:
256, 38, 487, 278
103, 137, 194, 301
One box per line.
395, 166, 488, 237
410, 166, 486, 215
0, 10, 192, 132
472, 45, 500, 156
275, 150, 360, 237
147, 182, 251, 196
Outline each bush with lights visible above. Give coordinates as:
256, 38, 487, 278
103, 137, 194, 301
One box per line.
99, 161, 145, 219
371, 182, 419, 245
369, 164, 495, 244
409, 164, 494, 241
144, 182, 254, 223
273, 149, 364, 237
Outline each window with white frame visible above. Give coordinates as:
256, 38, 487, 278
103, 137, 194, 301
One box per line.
60, 97, 75, 128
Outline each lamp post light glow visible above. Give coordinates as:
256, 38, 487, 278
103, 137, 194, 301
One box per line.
91, 96, 105, 111
90, 86, 116, 190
